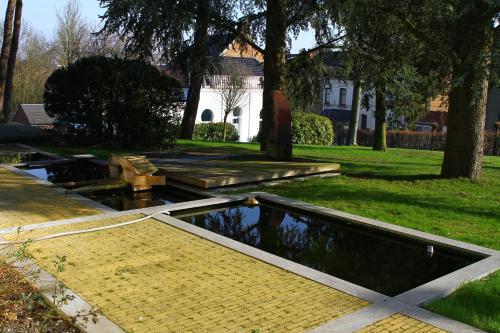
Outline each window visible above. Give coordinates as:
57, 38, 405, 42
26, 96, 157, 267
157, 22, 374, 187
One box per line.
361, 114, 368, 130
232, 118, 239, 124
339, 88, 347, 106
363, 94, 370, 109
201, 109, 214, 122
233, 107, 242, 117
324, 82, 332, 105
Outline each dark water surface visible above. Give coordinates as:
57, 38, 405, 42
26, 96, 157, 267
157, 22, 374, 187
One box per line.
177, 203, 483, 296
21, 161, 108, 183
84, 187, 204, 211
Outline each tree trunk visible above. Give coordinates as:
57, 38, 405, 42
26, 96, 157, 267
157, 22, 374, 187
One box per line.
348, 80, 361, 146
260, 0, 287, 152
179, 0, 209, 139
373, 87, 387, 151
441, 9, 494, 180
222, 112, 229, 142
3, 0, 22, 118
0, 0, 17, 122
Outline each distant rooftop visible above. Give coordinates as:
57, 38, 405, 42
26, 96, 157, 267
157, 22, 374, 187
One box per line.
17, 104, 54, 126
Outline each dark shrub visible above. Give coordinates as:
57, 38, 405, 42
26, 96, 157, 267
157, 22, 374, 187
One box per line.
193, 122, 239, 142
292, 112, 334, 146
44, 56, 183, 149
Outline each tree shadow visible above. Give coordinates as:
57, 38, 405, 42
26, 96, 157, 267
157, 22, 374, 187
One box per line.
344, 172, 442, 182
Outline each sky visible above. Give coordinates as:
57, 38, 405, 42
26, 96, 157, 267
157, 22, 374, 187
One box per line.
0, 0, 315, 53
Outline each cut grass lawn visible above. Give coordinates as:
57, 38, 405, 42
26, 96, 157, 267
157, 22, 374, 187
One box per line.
37, 140, 500, 331
425, 271, 500, 333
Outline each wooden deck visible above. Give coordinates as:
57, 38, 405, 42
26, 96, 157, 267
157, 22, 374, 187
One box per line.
155, 154, 340, 189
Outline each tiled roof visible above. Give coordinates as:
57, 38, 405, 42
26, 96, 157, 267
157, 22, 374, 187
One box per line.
18, 104, 54, 125
206, 57, 263, 77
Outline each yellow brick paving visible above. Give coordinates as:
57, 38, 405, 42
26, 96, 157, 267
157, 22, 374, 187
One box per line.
16, 215, 369, 333
0, 167, 100, 229
356, 314, 449, 333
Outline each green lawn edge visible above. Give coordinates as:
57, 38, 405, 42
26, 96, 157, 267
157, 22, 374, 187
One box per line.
424, 271, 500, 333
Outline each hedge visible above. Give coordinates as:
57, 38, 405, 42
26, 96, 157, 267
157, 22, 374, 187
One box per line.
292, 112, 334, 146
192, 122, 239, 142
356, 129, 500, 156
44, 56, 183, 149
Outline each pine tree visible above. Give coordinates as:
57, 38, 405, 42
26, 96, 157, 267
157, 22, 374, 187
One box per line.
100, 0, 238, 139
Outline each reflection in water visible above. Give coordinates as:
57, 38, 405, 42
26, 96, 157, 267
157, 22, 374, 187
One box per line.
85, 187, 203, 211
22, 162, 108, 183
180, 204, 481, 296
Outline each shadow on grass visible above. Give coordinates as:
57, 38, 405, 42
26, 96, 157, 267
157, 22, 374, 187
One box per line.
267, 179, 500, 226
344, 172, 442, 182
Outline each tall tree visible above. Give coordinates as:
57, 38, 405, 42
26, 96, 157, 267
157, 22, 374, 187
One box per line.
3, 0, 22, 116
376, 0, 499, 179
180, 0, 210, 139
330, 0, 432, 151
0, 0, 16, 122
348, 79, 361, 145
100, 0, 237, 139
13, 24, 56, 109
54, 0, 89, 67
241, 0, 338, 156
284, 52, 334, 114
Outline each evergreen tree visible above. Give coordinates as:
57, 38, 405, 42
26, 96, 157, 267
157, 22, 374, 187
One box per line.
330, 0, 434, 151
100, 0, 238, 139
240, 0, 338, 156
404, 1, 499, 179
354, 0, 500, 178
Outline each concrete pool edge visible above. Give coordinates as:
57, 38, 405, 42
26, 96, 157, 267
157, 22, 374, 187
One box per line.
249, 192, 500, 299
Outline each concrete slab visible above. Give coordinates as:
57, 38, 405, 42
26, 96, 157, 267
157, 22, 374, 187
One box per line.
155, 154, 340, 188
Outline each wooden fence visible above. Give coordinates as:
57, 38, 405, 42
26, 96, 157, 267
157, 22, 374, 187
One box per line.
346, 129, 500, 156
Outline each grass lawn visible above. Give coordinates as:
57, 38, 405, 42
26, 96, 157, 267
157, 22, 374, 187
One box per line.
37, 140, 499, 331
425, 271, 500, 333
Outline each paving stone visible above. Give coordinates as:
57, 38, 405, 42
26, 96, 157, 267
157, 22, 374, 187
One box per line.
0, 167, 100, 229
12, 215, 368, 332
356, 314, 449, 333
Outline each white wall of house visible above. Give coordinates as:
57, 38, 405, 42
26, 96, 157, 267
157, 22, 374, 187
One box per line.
182, 83, 263, 142
322, 79, 378, 130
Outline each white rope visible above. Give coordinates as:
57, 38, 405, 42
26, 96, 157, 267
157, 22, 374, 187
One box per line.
0, 209, 171, 246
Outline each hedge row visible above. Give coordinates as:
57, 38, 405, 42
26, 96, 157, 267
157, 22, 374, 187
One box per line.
356, 130, 500, 156
192, 122, 239, 142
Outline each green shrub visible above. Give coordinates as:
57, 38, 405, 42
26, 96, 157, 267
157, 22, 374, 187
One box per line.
0, 153, 22, 164
292, 112, 334, 146
44, 56, 183, 149
193, 122, 239, 142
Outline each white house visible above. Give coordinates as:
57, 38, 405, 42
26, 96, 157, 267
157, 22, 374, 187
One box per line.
167, 36, 264, 143
321, 78, 378, 131
186, 57, 264, 142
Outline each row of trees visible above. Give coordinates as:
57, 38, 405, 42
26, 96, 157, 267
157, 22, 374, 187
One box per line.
336, 0, 499, 180
1, 0, 497, 180
99, 0, 499, 180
